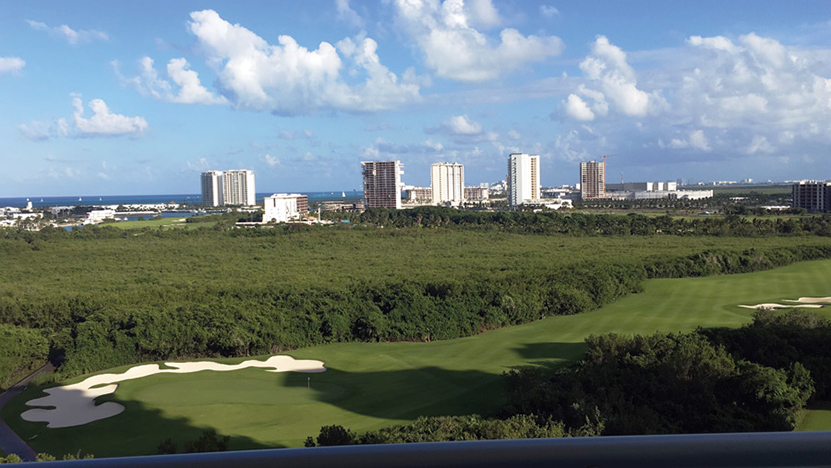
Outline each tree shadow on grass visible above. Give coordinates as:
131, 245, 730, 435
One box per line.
282, 366, 507, 422
511, 342, 587, 370
2, 384, 275, 459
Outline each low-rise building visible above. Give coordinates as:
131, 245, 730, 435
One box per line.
264, 194, 306, 223
463, 186, 489, 201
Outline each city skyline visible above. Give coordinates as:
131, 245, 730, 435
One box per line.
2, 1, 831, 197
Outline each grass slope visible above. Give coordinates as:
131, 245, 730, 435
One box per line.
5, 259, 831, 457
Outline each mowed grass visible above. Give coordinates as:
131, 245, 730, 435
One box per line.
6, 259, 831, 457
109, 217, 209, 230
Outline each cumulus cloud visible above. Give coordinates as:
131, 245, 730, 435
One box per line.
26, 20, 108, 44
263, 154, 280, 167
178, 9, 419, 113
115, 57, 228, 105
20, 97, 145, 140
72, 96, 148, 136
566, 36, 666, 119
335, 0, 365, 28
563, 94, 595, 121
0, 57, 25, 73
395, 0, 564, 82
540, 5, 560, 17
554, 30, 831, 176
426, 114, 499, 145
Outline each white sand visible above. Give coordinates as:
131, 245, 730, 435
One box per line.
738, 303, 825, 310
21, 355, 325, 429
782, 297, 831, 304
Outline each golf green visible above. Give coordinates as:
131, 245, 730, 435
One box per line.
7, 259, 831, 457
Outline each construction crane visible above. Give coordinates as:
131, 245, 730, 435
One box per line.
601, 154, 619, 187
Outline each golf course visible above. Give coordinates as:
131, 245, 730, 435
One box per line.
5, 258, 831, 457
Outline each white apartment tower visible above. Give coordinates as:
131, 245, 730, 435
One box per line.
430, 162, 465, 206
201, 171, 224, 207
507, 153, 541, 207
200, 169, 256, 206
223, 170, 256, 206
362, 160, 403, 209
580, 161, 605, 199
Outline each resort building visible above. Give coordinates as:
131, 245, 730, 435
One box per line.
201, 171, 224, 207
792, 180, 831, 213
507, 153, 541, 207
201, 169, 256, 206
263, 194, 306, 223
362, 160, 403, 209
430, 162, 465, 206
580, 161, 606, 199
223, 170, 256, 206
464, 186, 489, 201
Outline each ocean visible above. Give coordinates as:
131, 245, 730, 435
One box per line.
0, 191, 363, 209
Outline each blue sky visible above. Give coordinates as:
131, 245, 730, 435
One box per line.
2, 1, 830, 196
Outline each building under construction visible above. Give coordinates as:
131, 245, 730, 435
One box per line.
580, 161, 606, 199
362, 160, 403, 209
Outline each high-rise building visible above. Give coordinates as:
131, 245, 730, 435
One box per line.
223, 170, 256, 206
430, 162, 465, 206
201, 171, 224, 207
507, 153, 540, 207
580, 161, 606, 199
362, 160, 403, 209
200, 169, 256, 206
793, 181, 831, 213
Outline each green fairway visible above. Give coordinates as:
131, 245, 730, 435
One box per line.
6, 259, 831, 457
109, 217, 211, 230
798, 402, 831, 432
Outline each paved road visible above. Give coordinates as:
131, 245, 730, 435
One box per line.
0, 363, 55, 461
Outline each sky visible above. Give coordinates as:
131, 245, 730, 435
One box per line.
1, 0, 831, 196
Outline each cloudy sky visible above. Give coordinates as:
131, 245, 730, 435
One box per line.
2, 0, 830, 196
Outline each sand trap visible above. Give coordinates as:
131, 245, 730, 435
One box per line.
738, 303, 824, 310
782, 297, 831, 304
21, 355, 325, 429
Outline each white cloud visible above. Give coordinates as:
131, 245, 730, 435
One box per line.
72, 96, 148, 136
540, 5, 560, 17
0, 57, 25, 73
446, 115, 482, 134
465, 0, 502, 29
26, 20, 108, 44
562, 36, 665, 121
263, 154, 280, 167
336, 0, 365, 28
555, 30, 831, 173
115, 57, 228, 105
507, 129, 521, 140
394, 0, 563, 82
746, 135, 774, 154
563, 94, 595, 121
182, 9, 419, 113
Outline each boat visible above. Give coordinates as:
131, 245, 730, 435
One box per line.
78, 197, 82, 201
342, 191, 346, 197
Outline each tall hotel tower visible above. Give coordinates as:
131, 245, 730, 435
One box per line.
201, 170, 224, 207
579, 161, 605, 199
362, 160, 403, 209
507, 153, 540, 207
200, 169, 256, 206
430, 162, 465, 206
223, 170, 256, 206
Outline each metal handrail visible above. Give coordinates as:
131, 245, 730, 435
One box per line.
21, 431, 831, 467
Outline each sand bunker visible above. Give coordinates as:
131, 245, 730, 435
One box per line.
739, 296, 830, 310
738, 303, 824, 310
21, 355, 325, 429
782, 297, 831, 304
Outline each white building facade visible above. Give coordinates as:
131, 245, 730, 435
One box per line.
201, 171, 224, 207
507, 153, 541, 207
264, 194, 304, 223
430, 162, 465, 206
201, 169, 256, 206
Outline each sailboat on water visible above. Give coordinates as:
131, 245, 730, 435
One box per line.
342, 191, 346, 197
